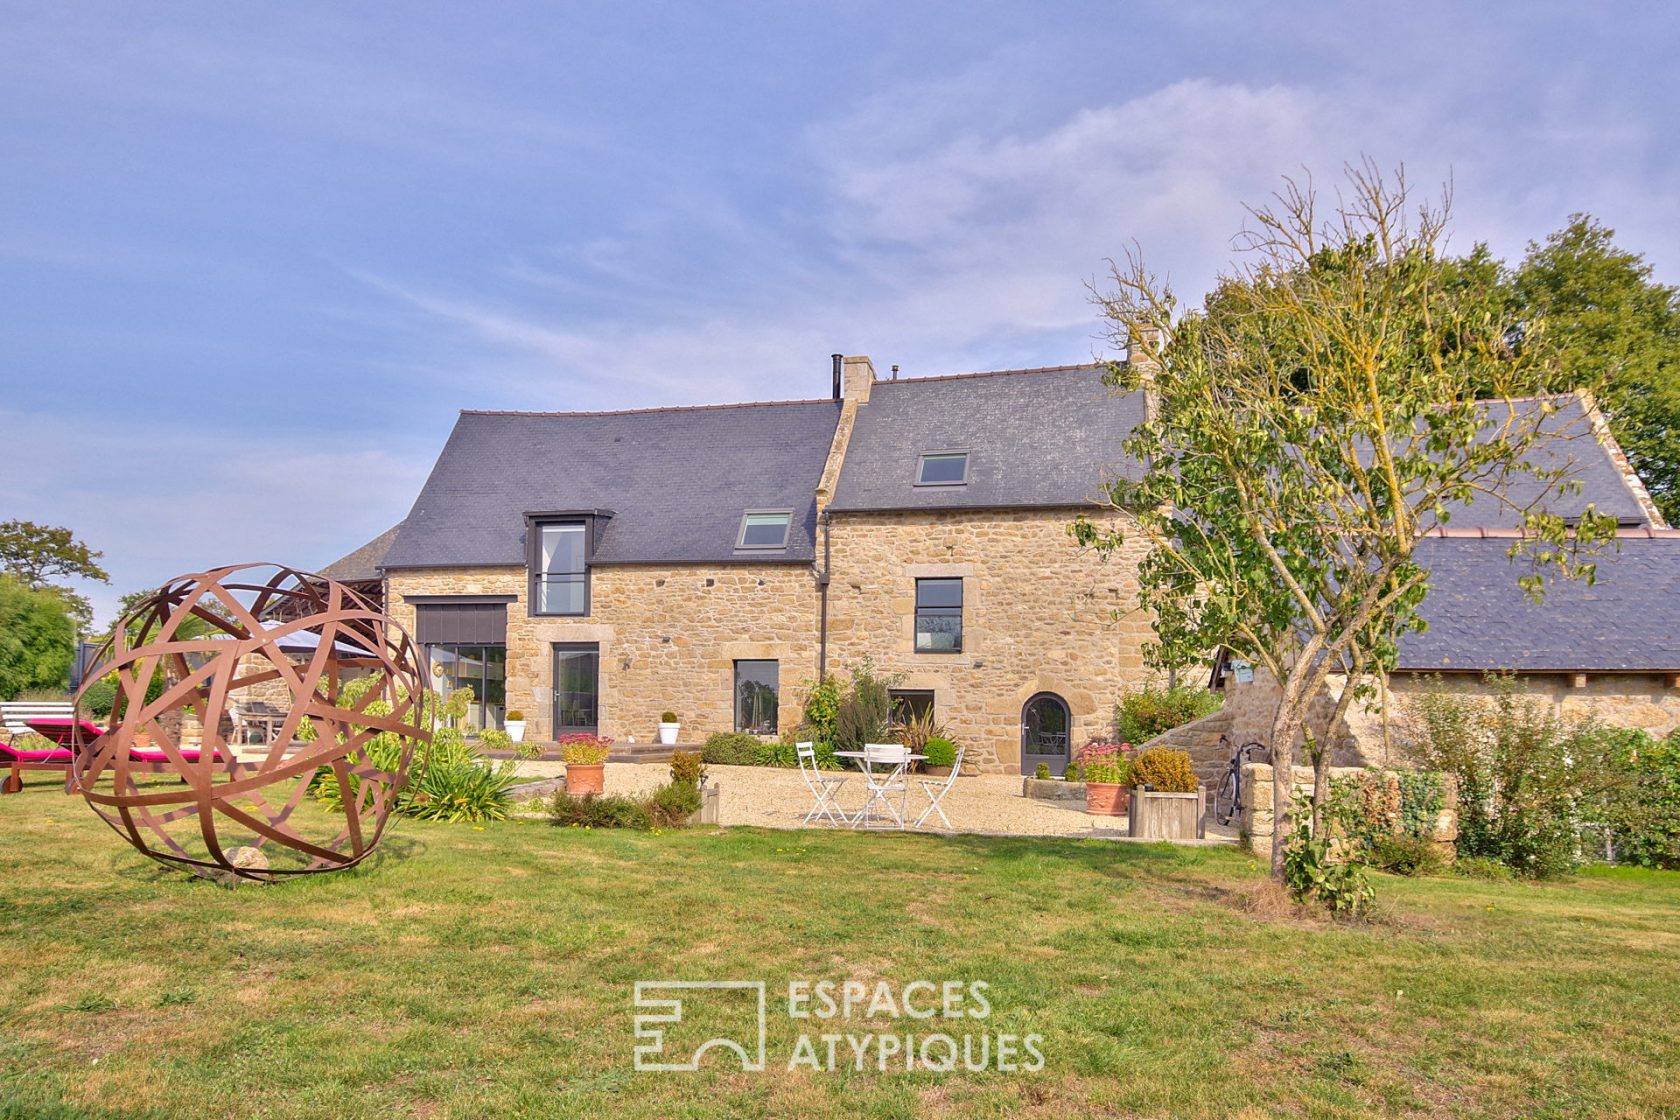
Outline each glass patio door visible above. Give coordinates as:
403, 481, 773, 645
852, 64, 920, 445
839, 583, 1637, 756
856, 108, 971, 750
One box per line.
552, 643, 599, 736
428, 644, 506, 732
1021, 692, 1071, 776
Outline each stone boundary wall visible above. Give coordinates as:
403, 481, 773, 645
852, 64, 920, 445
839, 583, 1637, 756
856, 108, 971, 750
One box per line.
1134, 706, 1234, 785
1239, 762, 1459, 860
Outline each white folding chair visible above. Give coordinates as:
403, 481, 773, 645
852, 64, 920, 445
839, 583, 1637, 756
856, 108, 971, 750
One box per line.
797, 741, 849, 826
913, 745, 965, 830
853, 742, 910, 830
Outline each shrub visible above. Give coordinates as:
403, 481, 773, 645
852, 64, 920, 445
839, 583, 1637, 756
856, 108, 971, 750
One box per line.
1403, 678, 1628, 878
407, 756, 521, 823
559, 733, 613, 766
1282, 794, 1374, 916
752, 737, 841, 769
895, 707, 948, 754
548, 791, 653, 830
515, 740, 545, 760
505, 710, 525, 722
669, 751, 705, 788
834, 664, 898, 754
1116, 683, 1222, 744
1131, 748, 1197, 792
1368, 834, 1448, 877
1587, 728, 1680, 869
1064, 761, 1082, 782
1078, 741, 1134, 785
797, 674, 842, 747
478, 728, 513, 753
702, 732, 761, 766
660, 710, 679, 724
649, 781, 702, 826
1034, 762, 1051, 780
922, 737, 957, 769
1453, 855, 1515, 881
76, 677, 117, 719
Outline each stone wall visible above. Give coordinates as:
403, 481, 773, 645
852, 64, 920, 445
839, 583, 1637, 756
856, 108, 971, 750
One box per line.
822, 507, 1151, 773
386, 564, 821, 744
1239, 762, 1460, 860
1135, 706, 1234, 785
1223, 666, 1680, 771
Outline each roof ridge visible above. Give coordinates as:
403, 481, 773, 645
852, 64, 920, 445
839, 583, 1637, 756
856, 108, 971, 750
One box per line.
870, 362, 1109, 387
1422, 526, 1680, 539
461, 397, 839, 419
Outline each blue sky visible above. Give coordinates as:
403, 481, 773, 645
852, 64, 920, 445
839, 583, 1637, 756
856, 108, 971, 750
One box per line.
4, 1, 1678, 626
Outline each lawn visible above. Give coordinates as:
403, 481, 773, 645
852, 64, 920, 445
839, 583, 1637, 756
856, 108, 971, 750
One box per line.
2, 784, 1679, 1119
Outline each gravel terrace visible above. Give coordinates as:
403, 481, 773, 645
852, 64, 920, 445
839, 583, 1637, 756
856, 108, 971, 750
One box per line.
513, 761, 1240, 843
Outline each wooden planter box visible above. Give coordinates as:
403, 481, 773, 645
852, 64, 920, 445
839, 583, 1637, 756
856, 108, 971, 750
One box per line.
1128, 788, 1206, 840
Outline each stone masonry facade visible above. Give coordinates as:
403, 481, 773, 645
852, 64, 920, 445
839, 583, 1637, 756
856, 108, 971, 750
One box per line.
822, 507, 1149, 773
386, 564, 821, 745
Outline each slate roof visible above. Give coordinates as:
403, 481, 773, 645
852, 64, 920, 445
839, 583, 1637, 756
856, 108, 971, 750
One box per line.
1433, 396, 1654, 528
828, 365, 1148, 512
382, 399, 841, 569
1398, 535, 1680, 671
320, 525, 402, 583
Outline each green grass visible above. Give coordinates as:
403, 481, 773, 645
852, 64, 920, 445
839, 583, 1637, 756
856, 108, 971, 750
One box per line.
2, 784, 1679, 1119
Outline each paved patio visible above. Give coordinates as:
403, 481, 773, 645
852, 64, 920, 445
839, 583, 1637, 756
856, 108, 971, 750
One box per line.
513, 761, 1240, 843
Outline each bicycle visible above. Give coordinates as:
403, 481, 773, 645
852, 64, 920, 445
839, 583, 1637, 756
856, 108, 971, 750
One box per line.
1211, 734, 1267, 827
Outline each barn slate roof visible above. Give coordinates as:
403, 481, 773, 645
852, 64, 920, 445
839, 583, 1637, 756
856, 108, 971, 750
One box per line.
827, 365, 1149, 513
1398, 535, 1680, 672
381, 399, 841, 569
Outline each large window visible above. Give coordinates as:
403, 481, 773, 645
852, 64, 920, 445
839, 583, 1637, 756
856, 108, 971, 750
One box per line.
429, 644, 507, 731
534, 521, 587, 615
734, 659, 779, 734
889, 689, 934, 728
914, 578, 963, 653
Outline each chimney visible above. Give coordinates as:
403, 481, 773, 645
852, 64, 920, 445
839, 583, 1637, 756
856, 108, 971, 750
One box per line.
841, 355, 875, 403
1126, 325, 1164, 383
831, 353, 843, 400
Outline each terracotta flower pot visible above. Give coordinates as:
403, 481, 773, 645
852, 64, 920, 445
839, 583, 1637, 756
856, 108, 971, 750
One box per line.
1084, 781, 1129, 816
923, 764, 953, 778
566, 762, 605, 797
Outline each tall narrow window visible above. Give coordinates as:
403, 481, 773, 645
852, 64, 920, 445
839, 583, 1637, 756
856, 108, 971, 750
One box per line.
916, 451, 969, 486
734, 659, 779, 734
914, 578, 963, 652
535, 522, 587, 615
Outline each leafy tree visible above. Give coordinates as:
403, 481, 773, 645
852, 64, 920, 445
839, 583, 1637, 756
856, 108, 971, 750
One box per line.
0, 574, 76, 699
1509, 216, 1680, 524
1075, 163, 1614, 880
0, 519, 109, 632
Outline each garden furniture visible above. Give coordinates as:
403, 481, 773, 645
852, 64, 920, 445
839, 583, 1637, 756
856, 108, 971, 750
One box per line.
1, 735, 74, 794
913, 745, 965, 830
838, 744, 920, 830
795, 741, 849, 826
0, 700, 74, 739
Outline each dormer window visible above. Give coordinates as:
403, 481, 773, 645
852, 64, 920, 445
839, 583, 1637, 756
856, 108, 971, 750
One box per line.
736, 510, 793, 550
916, 451, 970, 486
527, 512, 608, 617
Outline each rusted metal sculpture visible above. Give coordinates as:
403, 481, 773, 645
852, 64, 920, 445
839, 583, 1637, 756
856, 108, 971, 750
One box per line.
72, 563, 430, 883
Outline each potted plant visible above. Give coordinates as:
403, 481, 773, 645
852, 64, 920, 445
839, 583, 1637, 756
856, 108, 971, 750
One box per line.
1127, 748, 1204, 839
560, 733, 612, 796
922, 736, 957, 777
1078, 741, 1133, 816
504, 710, 527, 743
657, 710, 681, 745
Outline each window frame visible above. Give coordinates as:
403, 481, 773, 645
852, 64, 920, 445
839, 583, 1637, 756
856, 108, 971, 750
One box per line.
913, 577, 964, 654
733, 658, 780, 734
915, 450, 971, 487
734, 509, 795, 551
527, 516, 593, 617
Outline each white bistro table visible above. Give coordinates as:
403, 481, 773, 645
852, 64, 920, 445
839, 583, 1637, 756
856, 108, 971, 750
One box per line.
834, 749, 926, 830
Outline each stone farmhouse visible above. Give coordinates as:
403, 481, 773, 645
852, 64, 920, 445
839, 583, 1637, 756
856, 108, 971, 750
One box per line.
340, 355, 1680, 776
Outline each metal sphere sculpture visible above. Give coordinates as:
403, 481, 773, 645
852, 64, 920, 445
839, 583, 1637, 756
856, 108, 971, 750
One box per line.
72, 563, 430, 883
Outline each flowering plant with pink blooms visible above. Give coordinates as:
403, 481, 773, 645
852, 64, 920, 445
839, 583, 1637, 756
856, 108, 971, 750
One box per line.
1077, 740, 1135, 785
559, 733, 614, 765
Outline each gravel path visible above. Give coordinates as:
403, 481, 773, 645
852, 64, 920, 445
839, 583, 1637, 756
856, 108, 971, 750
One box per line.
514, 761, 1239, 844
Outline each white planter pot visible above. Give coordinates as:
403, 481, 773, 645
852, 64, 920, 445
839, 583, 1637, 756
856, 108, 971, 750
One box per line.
657, 722, 680, 745
504, 721, 526, 743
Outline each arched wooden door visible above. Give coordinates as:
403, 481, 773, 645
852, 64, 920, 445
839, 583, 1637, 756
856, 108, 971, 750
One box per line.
1020, 692, 1072, 776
